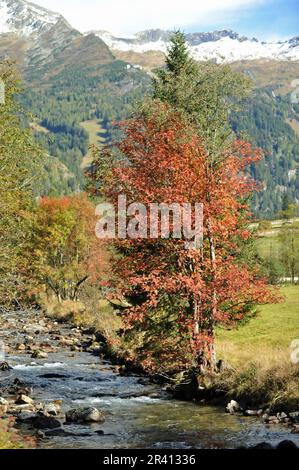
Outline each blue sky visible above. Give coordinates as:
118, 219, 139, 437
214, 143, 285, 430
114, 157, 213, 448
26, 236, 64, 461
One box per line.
36, 0, 298, 40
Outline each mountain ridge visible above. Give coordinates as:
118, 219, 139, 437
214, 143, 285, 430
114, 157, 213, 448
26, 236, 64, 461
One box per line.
0, 0, 71, 36
1, 0, 298, 64
91, 29, 299, 63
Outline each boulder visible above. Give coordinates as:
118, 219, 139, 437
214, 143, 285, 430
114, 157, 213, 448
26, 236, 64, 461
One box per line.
24, 336, 34, 343
39, 373, 68, 379
17, 413, 61, 430
266, 415, 280, 424
289, 411, 299, 423
8, 403, 36, 413
65, 407, 105, 424
0, 404, 8, 415
277, 411, 288, 422
291, 425, 299, 434
252, 442, 273, 449
171, 370, 200, 401
226, 400, 242, 414
23, 324, 45, 334
276, 440, 298, 450
44, 403, 60, 416
0, 361, 12, 371
16, 343, 26, 351
10, 378, 32, 396
17, 411, 39, 422
244, 409, 263, 416
31, 350, 48, 359
16, 394, 34, 405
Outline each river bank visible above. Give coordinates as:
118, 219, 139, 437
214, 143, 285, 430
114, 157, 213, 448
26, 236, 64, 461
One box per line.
42, 293, 299, 414
0, 308, 299, 449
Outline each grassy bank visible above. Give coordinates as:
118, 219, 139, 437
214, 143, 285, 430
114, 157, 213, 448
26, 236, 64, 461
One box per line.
40, 289, 123, 357
215, 285, 299, 411
216, 285, 298, 363
42, 285, 299, 410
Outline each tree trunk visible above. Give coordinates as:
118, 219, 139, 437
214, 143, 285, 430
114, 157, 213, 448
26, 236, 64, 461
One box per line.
206, 218, 217, 371
191, 298, 217, 372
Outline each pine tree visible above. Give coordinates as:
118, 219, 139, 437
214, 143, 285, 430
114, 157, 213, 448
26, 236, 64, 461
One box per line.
165, 31, 193, 75
281, 192, 291, 212
153, 31, 251, 158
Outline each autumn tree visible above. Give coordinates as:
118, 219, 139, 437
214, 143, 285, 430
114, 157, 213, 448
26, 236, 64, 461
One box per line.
0, 61, 42, 305
89, 104, 278, 372
88, 33, 279, 373
28, 194, 109, 302
153, 33, 259, 370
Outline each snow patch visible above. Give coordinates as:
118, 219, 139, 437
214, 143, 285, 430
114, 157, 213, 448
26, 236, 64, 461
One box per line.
93, 30, 299, 63
0, 0, 66, 36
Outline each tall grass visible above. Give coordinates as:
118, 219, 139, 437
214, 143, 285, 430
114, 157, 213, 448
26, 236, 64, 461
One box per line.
215, 285, 299, 410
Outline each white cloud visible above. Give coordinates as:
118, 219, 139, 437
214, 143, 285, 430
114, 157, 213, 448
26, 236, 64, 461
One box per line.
33, 0, 265, 34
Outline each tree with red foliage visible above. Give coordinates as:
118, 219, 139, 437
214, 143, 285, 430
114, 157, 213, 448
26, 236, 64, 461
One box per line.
88, 104, 280, 373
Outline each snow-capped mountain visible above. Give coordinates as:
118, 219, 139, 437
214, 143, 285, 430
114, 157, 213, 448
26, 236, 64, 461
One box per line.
91, 29, 299, 63
0, 0, 298, 64
0, 0, 71, 36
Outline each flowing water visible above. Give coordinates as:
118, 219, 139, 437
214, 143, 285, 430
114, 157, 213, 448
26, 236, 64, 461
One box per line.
1, 310, 298, 449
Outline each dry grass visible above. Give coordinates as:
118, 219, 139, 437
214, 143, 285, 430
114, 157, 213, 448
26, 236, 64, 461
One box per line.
216, 342, 291, 370
214, 361, 299, 412
231, 60, 299, 94
80, 120, 107, 168
30, 121, 50, 134
215, 285, 299, 410
40, 287, 123, 354
113, 49, 166, 71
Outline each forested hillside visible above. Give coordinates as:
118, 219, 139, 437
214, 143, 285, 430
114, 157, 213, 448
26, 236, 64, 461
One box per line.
1, 16, 295, 217
20, 61, 150, 195
18, 61, 298, 217
231, 88, 299, 217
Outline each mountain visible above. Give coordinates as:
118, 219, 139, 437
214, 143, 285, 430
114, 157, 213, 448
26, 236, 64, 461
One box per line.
0, 0, 149, 195
0, 0, 69, 36
0, 0, 298, 216
92, 29, 299, 64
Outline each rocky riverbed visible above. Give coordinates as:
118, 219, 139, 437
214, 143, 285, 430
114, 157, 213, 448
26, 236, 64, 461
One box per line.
0, 309, 298, 449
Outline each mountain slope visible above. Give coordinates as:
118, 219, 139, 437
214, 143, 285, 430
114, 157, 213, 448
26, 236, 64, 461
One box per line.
0, 0, 298, 216
0, 0, 69, 36
0, 0, 150, 195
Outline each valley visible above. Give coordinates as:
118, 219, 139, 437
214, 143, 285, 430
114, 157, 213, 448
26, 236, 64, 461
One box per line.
1, 0, 299, 217
0, 0, 299, 452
